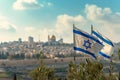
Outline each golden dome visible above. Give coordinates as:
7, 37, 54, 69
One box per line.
51, 35, 56, 40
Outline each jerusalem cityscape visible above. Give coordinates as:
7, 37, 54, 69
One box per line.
0, 35, 73, 60
0, 0, 120, 80
0, 34, 120, 80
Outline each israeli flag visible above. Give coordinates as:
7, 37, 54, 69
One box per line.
92, 29, 114, 59
73, 26, 103, 59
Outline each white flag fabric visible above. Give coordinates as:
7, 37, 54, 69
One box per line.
73, 26, 103, 59
92, 29, 114, 59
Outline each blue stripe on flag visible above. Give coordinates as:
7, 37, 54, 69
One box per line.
74, 47, 96, 59
92, 30, 114, 47
99, 52, 110, 58
73, 29, 102, 45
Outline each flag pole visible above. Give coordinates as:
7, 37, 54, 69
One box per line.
91, 25, 93, 35
90, 25, 94, 61
73, 24, 76, 62
91, 25, 98, 61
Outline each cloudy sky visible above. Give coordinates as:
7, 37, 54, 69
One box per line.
0, 0, 120, 43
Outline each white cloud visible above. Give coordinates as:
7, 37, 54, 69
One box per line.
21, 14, 86, 43
54, 14, 86, 43
85, 4, 120, 24
85, 4, 112, 22
32, 4, 119, 43
0, 14, 18, 42
9, 4, 120, 43
22, 4, 120, 43
13, 0, 53, 10
84, 4, 120, 42
0, 15, 17, 32
85, 4, 120, 28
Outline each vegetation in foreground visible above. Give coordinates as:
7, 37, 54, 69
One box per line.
29, 50, 120, 80
29, 59, 55, 80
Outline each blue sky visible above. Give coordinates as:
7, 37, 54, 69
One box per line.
0, 0, 120, 43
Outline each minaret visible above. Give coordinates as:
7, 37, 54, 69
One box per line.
38, 35, 40, 43
48, 35, 50, 42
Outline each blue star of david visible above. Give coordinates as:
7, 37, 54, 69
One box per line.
83, 39, 92, 49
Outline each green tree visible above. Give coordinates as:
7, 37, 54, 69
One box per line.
29, 63, 55, 80
118, 49, 120, 60
29, 51, 56, 80
66, 59, 105, 80
117, 49, 120, 80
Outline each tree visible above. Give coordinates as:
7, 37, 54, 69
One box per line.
29, 63, 55, 80
117, 49, 120, 80
66, 59, 105, 80
118, 49, 120, 60
29, 51, 56, 80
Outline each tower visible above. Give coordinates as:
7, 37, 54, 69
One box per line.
28, 36, 34, 43
18, 38, 22, 43
28, 36, 34, 48
48, 35, 50, 42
